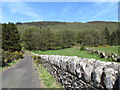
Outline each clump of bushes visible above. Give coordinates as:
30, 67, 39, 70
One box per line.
1, 50, 24, 67
80, 46, 86, 51
97, 45, 111, 47
32, 55, 43, 64
15, 51, 24, 59
36, 56, 43, 64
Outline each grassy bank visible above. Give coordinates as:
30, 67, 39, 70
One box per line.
32, 48, 110, 62
34, 63, 63, 88
0, 59, 22, 73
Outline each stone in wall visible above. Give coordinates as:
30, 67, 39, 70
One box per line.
117, 56, 120, 62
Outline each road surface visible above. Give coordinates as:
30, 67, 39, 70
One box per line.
1, 52, 40, 88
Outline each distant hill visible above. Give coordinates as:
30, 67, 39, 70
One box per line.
87, 21, 117, 23
19, 21, 117, 27
17, 21, 118, 36
23, 21, 67, 26
22, 21, 117, 24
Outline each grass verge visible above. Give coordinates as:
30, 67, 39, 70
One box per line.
0, 59, 22, 73
34, 62, 63, 88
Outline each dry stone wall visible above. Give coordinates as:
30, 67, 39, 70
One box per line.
32, 53, 120, 90
85, 48, 119, 62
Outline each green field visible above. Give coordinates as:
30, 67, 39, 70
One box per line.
32, 48, 110, 62
89, 46, 119, 54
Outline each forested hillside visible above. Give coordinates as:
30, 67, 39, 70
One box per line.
18, 21, 118, 34
16, 21, 119, 51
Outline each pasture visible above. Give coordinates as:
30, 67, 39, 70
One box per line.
32, 48, 111, 62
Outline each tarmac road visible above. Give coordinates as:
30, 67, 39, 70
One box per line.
1, 52, 40, 88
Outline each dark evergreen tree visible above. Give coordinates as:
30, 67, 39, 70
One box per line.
44, 28, 55, 50
116, 29, 120, 45
103, 28, 111, 45
83, 34, 94, 46
2, 22, 21, 52
22, 29, 33, 50
110, 31, 117, 45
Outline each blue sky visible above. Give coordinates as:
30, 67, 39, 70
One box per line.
1, 2, 118, 23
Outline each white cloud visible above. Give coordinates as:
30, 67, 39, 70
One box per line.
3, 2, 43, 21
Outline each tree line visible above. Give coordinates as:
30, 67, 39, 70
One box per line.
21, 26, 120, 51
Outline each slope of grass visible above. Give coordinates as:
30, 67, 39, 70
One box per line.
34, 63, 63, 88
0, 59, 22, 73
89, 46, 119, 54
32, 48, 109, 62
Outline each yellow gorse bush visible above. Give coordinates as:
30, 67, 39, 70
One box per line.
97, 45, 111, 47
